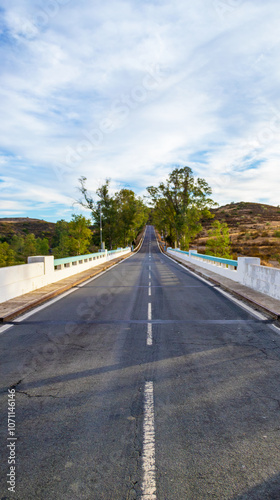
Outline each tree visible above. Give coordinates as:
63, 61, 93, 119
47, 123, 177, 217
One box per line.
10, 235, 25, 255
22, 234, 37, 258
77, 177, 148, 249
115, 189, 149, 247
52, 220, 71, 258
36, 237, 49, 255
78, 177, 117, 249
0, 242, 16, 267
147, 166, 216, 249
205, 220, 232, 258
68, 214, 92, 255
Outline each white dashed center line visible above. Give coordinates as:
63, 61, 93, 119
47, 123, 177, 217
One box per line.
141, 381, 156, 499
147, 302, 152, 346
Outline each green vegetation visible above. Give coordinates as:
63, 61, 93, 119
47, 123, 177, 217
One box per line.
147, 166, 216, 249
0, 215, 95, 267
0, 234, 51, 267
52, 215, 93, 258
78, 177, 149, 249
0, 242, 16, 267
205, 221, 232, 259
2, 169, 279, 269
0, 177, 149, 267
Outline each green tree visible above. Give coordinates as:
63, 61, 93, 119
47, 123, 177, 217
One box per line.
78, 177, 117, 249
52, 220, 69, 247
10, 235, 25, 255
22, 234, 37, 258
0, 242, 16, 267
95, 180, 119, 249
205, 220, 232, 258
36, 237, 49, 255
115, 189, 148, 247
77, 177, 148, 249
68, 214, 92, 255
147, 166, 216, 249
52, 220, 71, 258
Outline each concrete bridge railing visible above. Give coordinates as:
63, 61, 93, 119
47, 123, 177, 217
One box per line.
0, 248, 131, 304
167, 248, 280, 301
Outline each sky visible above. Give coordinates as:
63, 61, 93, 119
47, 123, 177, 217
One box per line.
0, 0, 280, 222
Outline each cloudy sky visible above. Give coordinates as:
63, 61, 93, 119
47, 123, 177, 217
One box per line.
0, 0, 280, 221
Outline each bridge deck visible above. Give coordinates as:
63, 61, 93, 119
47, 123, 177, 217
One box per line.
0, 252, 132, 322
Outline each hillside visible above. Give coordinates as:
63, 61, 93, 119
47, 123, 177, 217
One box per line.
192, 202, 280, 267
0, 217, 56, 244
1, 206, 280, 268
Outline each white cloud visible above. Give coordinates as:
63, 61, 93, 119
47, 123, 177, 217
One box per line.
1, 0, 280, 220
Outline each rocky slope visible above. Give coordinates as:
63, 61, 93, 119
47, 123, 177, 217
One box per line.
192, 202, 280, 267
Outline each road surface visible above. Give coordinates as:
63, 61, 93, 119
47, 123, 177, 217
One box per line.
1, 225, 280, 499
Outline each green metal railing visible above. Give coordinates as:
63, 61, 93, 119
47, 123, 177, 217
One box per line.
54, 247, 130, 269
192, 252, 238, 267
168, 248, 238, 268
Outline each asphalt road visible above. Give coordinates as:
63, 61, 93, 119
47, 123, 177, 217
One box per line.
1, 225, 280, 499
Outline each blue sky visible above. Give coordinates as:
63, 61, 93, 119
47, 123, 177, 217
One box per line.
0, 0, 280, 222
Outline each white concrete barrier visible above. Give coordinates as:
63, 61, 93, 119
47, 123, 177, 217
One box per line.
167, 248, 280, 301
239, 257, 280, 300
0, 248, 131, 304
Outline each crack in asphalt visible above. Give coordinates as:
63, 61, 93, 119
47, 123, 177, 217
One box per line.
250, 391, 280, 409
16, 390, 65, 399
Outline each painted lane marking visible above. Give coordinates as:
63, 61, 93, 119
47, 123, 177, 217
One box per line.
149, 285, 152, 297
147, 303, 152, 345
270, 323, 280, 334
164, 251, 262, 317
0, 243, 143, 333
142, 381, 156, 499
217, 288, 267, 321
163, 249, 280, 328
0, 288, 77, 335
0, 324, 14, 336
148, 303, 152, 320
162, 252, 214, 287
147, 323, 153, 345
149, 272, 151, 280
216, 290, 280, 335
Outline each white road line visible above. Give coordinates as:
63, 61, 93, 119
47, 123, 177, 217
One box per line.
149, 265, 151, 271
217, 288, 267, 320
163, 252, 214, 286
0, 324, 14, 336
214, 290, 280, 335
147, 302, 152, 345
162, 248, 277, 324
148, 303, 152, 320
142, 381, 156, 499
149, 286, 152, 296
149, 272, 151, 280
0, 242, 144, 332
147, 323, 153, 345
0, 288, 77, 335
